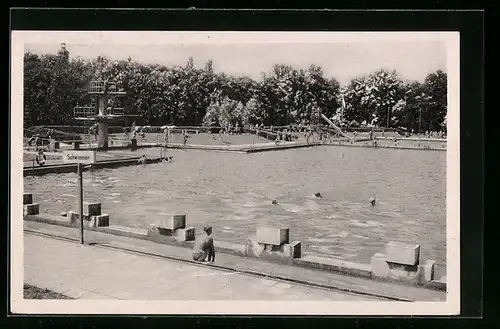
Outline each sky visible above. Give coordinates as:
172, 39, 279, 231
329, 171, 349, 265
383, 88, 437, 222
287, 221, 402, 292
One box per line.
25, 41, 447, 86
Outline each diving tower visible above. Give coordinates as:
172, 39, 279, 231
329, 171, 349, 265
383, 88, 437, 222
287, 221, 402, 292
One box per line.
74, 80, 130, 150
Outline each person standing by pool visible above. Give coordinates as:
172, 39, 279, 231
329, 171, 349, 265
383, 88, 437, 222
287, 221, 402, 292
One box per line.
35, 149, 47, 166
218, 129, 224, 143
163, 128, 169, 146
27, 134, 39, 151
183, 131, 189, 146
306, 128, 313, 143
90, 123, 99, 141
138, 154, 148, 164
192, 226, 215, 262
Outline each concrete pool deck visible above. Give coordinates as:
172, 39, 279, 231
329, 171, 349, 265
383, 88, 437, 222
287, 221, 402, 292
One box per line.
23, 156, 165, 177
70, 140, 322, 153
23, 220, 446, 302
23, 232, 382, 301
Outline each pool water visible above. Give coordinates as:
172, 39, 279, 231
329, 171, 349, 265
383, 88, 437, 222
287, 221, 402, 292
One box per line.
24, 145, 447, 277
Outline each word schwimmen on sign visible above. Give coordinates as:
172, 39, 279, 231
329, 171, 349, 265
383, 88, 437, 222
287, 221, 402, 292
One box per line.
62, 150, 96, 164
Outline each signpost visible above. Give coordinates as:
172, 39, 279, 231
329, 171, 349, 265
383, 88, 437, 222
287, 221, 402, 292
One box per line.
77, 162, 84, 245
64, 150, 95, 245
63, 150, 96, 164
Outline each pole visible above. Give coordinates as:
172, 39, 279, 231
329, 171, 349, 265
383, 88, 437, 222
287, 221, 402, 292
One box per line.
341, 93, 344, 126
77, 163, 84, 245
387, 106, 390, 128
418, 108, 422, 135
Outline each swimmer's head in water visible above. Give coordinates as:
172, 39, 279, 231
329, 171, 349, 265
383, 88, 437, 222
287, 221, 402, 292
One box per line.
369, 197, 376, 206
203, 225, 213, 235
272, 200, 278, 205
315, 192, 323, 198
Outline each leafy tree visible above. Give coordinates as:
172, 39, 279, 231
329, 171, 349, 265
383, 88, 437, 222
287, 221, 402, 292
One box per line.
24, 52, 91, 126
343, 69, 408, 128
202, 97, 245, 128
422, 70, 447, 132
23, 49, 446, 132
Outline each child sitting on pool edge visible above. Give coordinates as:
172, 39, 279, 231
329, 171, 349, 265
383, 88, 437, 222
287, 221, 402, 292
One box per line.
35, 149, 46, 166
192, 226, 215, 262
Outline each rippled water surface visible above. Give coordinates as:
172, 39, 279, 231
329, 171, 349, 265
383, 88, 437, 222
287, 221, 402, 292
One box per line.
24, 146, 447, 276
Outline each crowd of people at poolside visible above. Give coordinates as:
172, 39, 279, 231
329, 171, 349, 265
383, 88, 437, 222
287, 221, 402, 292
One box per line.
418, 130, 447, 139
24, 121, 446, 166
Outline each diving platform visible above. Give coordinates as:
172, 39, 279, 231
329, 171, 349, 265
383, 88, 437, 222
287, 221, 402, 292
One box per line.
88, 80, 127, 96
74, 106, 125, 121
74, 80, 131, 150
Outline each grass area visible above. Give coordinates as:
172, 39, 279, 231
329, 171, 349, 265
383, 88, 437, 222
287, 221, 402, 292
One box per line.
23, 284, 71, 299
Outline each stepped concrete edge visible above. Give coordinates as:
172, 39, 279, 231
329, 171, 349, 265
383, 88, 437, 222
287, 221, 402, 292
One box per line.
24, 213, 447, 292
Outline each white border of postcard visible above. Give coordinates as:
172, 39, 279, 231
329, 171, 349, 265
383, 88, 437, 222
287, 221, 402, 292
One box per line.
10, 31, 460, 315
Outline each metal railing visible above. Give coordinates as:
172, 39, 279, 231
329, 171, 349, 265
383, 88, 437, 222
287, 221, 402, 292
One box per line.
74, 106, 97, 118
109, 107, 124, 116
89, 80, 118, 94
74, 107, 125, 118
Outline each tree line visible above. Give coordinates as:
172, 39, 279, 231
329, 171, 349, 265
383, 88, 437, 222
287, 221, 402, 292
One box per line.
23, 52, 447, 133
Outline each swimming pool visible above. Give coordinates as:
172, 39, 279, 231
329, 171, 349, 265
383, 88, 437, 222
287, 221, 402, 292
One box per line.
24, 145, 447, 277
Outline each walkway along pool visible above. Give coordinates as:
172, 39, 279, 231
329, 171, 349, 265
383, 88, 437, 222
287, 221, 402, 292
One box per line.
24, 145, 447, 277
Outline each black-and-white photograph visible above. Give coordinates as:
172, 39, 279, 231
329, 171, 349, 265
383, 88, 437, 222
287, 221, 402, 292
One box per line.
11, 31, 460, 315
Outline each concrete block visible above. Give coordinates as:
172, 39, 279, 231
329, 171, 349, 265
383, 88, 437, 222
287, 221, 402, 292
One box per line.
23, 193, 33, 205
68, 211, 78, 227
246, 238, 265, 257
283, 241, 302, 259
147, 224, 171, 237
68, 210, 92, 227
370, 253, 390, 278
157, 227, 175, 236
83, 202, 101, 217
245, 238, 296, 264
164, 214, 186, 230
421, 260, 435, 282
91, 214, 110, 228
388, 262, 420, 281
23, 203, 39, 215
147, 224, 179, 238
385, 241, 420, 265
256, 227, 289, 246
429, 277, 447, 291
174, 227, 195, 242
49, 140, 59, 151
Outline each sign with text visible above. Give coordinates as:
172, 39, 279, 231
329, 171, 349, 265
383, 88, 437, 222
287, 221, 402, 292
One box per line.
62, 150, 96, 164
